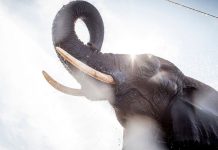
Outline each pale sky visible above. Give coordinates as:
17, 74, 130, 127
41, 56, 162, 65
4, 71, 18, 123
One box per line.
0, 0, 217, 150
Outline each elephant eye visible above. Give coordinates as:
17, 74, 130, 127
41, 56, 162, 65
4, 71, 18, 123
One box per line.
182, 86, 196, 101
75, 19, 89, 44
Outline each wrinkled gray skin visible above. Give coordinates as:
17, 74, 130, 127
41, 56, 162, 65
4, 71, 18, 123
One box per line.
52, 1, 218, 149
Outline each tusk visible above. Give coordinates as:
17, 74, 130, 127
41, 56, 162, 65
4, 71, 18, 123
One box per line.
56, 47, 115, 84
42, 70, 84, 96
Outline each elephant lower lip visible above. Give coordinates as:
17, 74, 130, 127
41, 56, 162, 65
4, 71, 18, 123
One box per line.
42, 70, 84, 96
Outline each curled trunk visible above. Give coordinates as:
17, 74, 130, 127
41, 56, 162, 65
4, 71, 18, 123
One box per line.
52, 0, 104, 61
51, 1, 116, 100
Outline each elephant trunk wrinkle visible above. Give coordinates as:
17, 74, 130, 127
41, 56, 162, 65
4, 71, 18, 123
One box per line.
52, 0, 104, 68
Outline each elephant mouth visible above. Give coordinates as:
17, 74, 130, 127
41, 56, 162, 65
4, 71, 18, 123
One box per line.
43, 47, 115, 96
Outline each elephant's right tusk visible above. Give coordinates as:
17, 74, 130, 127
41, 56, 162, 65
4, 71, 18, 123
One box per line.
56, 47, 116, 84
42, 70, 84, 96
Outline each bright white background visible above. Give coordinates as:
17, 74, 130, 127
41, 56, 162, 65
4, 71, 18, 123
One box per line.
0, 0, 217, 149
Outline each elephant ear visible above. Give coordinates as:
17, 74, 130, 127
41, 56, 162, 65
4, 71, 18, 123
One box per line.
164, 76, 218, 145
183, 76, 218, 114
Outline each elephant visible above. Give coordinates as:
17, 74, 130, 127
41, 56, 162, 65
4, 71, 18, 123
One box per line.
43, 1, 218, 149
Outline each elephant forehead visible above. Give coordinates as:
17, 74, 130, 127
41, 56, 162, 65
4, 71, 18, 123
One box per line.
110, 54, 161, 84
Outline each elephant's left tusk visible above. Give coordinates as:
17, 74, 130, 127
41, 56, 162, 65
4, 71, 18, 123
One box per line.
56, 47, 116, 84
42, 70, 84, 96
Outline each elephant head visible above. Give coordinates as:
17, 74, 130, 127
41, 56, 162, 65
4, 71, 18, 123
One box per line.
43, 1, 218, 149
